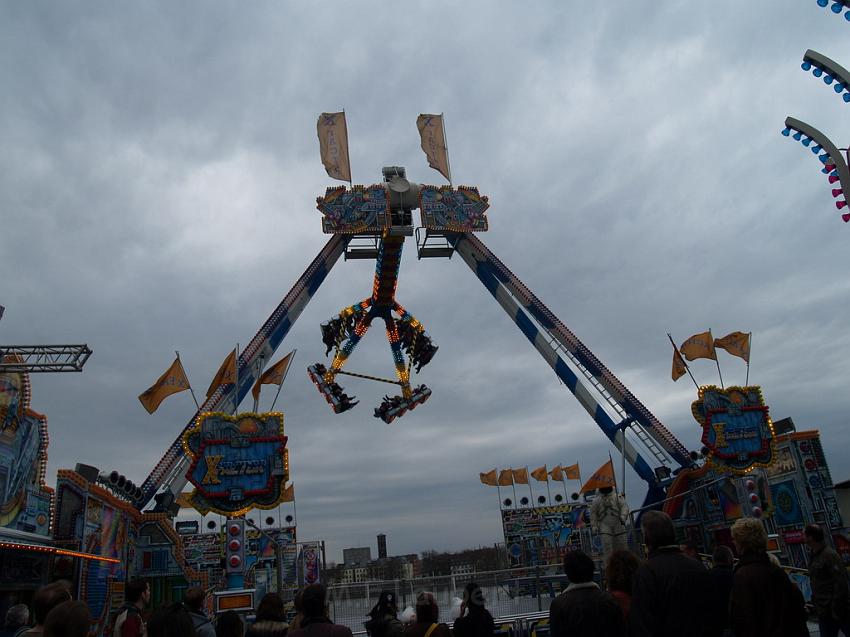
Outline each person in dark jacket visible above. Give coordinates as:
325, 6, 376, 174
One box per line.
549, 550, 624, 637
216, 611, 244, 637
147, 603, 197, 637
287, 585, 352, 637
42, 601, 91, 637
629, 510, 710, 637
805, 523, 850, 637
402, 593, 450, 637
604, 549, 641, 620
246, 594, 288, 637
364, 591, 402, 637
729, 517, 809, 637
453, 583, 496, 637
704, 545, 735, 637
184, 587, 216, 637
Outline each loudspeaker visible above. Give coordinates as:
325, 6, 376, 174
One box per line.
773, 417, 796, 435
74, 464, 100, 483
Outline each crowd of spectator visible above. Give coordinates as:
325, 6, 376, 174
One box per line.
3, 512, 847, 637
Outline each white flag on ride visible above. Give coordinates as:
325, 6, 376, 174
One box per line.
317, 112, 352, 182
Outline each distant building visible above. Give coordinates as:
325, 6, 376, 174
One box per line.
343, 546, 372, 567
377, 533, 387, 559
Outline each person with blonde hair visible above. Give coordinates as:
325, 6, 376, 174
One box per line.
729, 517, 808, 637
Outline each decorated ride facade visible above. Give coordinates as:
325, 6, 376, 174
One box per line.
0, 363, 55, 610
498, 384, 847, 573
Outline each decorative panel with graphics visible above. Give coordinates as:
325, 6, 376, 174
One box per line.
183, 412, 289, 516
501, 504, 589, 567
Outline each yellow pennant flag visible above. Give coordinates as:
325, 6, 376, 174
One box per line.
549, 465, 564, 482
252, 351, 295, 401
497, 469, 514, 486
580, 459, 616, 493
206, 349, 237, 399
512, 467, 529, 484
416, 114, 451, 182
138, 356, 191, 414
563, 463, 581, 481
672, 348, 687, 381
479, 469, 498, 486
530, 465, 548, 482
680, 330, 717, 361
280, 483, 295, 503
714, 331, 751, 363
317, 112, 352, 182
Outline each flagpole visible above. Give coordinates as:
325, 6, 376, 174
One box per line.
561, 474, 569, 502
270, 350, 297, 412
710, 329, 724, 389
525, 466, 533, 504
234, 343, 240, 413
746, 332, 752, 386
343, 108, 352, 189
668, 333, 700, 390
252, 355, 265, 413
545, 472, 552, 505
176, 350, 201, 410
510, 468, 518, 508
441, 112, 453, 187
496, 480, 503, 509
619, 427, 627, 497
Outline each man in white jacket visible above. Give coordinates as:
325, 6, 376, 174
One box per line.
590, 486, 629, 562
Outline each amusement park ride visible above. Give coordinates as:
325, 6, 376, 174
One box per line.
1, 6, 849, 627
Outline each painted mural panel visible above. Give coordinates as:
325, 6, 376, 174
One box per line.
501, 504, 588, 567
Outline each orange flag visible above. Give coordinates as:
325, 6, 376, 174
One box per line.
280, 483, 295, 503
176, 492, 194, 509
512, 467, 529, 484
549, 465, 564, 481
580, 459, 616, 493
563, 463, 581, 481
672, 348, 687, 381
206, 349, 237, 398
714, 331, 751, 363
138, 356, 190, 414
252, 351, 295, 401
530, 465, 548, 482
479, 469, 498, 486
497, 469, 514, 486
680, 331, 716, 361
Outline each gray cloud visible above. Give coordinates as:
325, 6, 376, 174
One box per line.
2, 1, 849, 561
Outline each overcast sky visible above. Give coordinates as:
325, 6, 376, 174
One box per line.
2, 2, 850, 563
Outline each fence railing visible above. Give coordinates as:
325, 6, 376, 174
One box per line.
326, 568, 567, 631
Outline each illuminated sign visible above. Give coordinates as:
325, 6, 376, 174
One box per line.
182, 412, 289, 516
692, 385, 775, 473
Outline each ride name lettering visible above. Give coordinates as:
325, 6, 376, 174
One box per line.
217, 459, 266, 477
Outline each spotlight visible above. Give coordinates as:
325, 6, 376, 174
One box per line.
537, 496, 546, 504
520, 497, 529, 506
554, 494, 563, 503
285, 515, 293, 523
265, 516, 275, 526
571, 492, 580, 501
207, 520, 217, 530
503, 498, 512, 507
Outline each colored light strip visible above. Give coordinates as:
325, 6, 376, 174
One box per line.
0, 541, 120, 564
